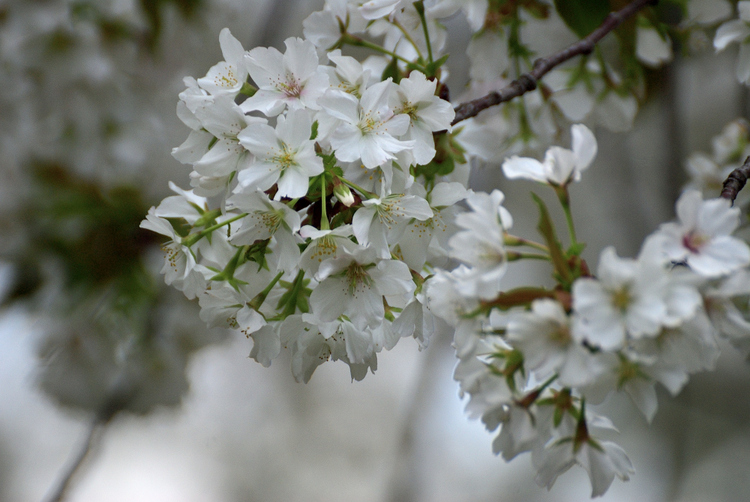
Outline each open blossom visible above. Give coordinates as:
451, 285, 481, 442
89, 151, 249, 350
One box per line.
191, 97, 265, 178
352, 192, 433, 258
140, 207, 204, 299
280, 314, 379, 382
394, 70, 455, 165
533, 420, 634, 498
226, 191, 303, 272
299, 224, 359, 275
197, 28, 248, 97
448, 190, 513, 299
573, 247, 669, 351
237, 109, 323, 198
398, 181, 469, 271
320, 79, 414, 168
310, 246, 414, 330
654, 190, 750, 277
241, 37, 330, 116
507, 299, 602, 388
502, 124, 598, 185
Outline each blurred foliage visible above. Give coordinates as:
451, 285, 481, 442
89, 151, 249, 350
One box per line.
3, 163, 158, 308
70, 0, 206, 52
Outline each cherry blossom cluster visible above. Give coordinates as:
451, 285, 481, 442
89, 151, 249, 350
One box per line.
142, 3, 466, 382
142, 0, 750, 497
427, 124, 750, 496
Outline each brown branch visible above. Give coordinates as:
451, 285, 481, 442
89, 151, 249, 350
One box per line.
720, 155, 750, 205
451, 0, 658, 125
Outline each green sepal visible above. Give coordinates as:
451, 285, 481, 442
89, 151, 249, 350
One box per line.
414, 131, 466, 189
166, 217, 192, 238
276, 270, 312, 318
209, 246, 248, 290
244, 239, 271, 272
567, 241, 586, 256
382, 56, 402, 84
531, 193, 573, 285
424, 54, 449, 79
240, 81, 257, 97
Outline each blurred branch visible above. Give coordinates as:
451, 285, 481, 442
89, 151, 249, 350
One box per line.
43, 416, 108, 502
720, 155, 750, 204
451, 0, 658, 125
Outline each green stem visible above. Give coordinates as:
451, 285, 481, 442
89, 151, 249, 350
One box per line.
343, 33, 420, 69
507, 251, 549, 261
320, 176, 330, 230
392, 16, 425, 63
249, 270, 285, 310
504, 233, 549, 253
554, 185, 577, 246
183, 212, 248, 247
281, 269, 308, 317
413, 1, 433, 64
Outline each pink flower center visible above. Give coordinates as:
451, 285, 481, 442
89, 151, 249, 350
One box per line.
682, 231, 708, 254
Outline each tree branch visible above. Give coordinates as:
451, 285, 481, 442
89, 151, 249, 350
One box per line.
451, 0, 658, 125
43, 416, 107, 502
720, 155, 750, 205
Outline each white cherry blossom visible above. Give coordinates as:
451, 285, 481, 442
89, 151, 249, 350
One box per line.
320, 80, 414, 168
572, 247, 670, 351
237, 109, 323, 198
654, 190, 750, 277
310, 246, 414, 330
197, 28, 248, 97
241, 37, 330, 116
352, 192, 433, 258
502, 124, 598, 185
394, 70, 455, 165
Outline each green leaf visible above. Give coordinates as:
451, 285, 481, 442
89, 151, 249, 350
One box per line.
554, 0, 611, 38
531, 193, 572, 284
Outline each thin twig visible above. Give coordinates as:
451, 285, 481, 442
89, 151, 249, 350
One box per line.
720, 155, 750, 205
451, 0, 658, 125
43, 416, 107, 502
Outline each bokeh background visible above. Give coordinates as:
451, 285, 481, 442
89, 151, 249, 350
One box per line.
2, 1, 750, 501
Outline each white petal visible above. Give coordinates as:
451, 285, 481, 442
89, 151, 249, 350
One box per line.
714, 20, 749, 51
502, 156, 547, 183
571, 124, 597, 171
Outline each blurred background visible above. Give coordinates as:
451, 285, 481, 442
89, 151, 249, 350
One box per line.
2, 1, 750, 501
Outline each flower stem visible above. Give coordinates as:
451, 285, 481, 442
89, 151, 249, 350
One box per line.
392, 15, 424, 63
507, 251, 549, 261
250, 270, 285, 310
554, 185, 578, 247
504, 232, 549, 253
413, 1, 433, 64
342, 33, 420, 69
183, 212, 248, 247
320, 175, 330, 230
